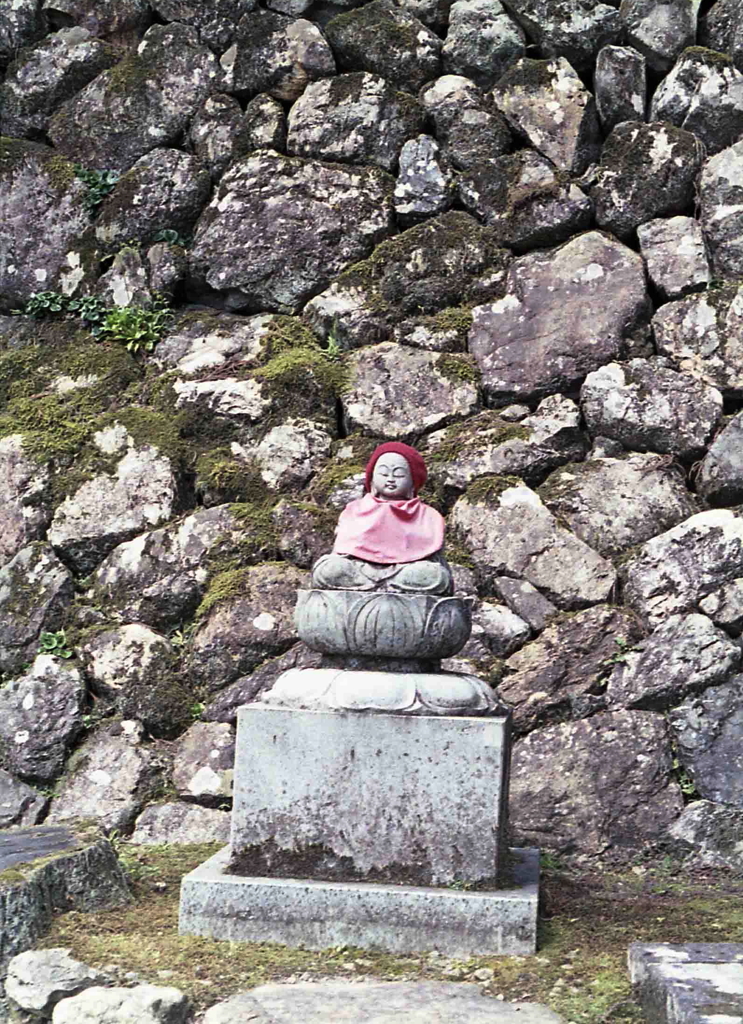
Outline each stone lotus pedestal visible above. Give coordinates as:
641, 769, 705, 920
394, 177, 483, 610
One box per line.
179, 586, 539, 956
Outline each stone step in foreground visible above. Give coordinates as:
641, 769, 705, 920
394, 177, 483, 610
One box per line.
204, 981, 564, 1024
629, 942, 743, 1024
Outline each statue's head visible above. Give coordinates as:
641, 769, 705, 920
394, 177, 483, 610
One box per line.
365, 443, 427, 501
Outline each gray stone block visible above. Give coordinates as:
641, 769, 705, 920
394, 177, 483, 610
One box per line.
629, 942, 743, 1024
229, 706, 510, 886
179, 846, 538, 957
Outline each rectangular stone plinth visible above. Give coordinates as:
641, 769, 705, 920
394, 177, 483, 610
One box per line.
230, 706, 511, 886
179, 846, 539, 957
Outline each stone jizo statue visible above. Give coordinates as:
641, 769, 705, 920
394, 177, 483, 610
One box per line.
312, 442, 453, 596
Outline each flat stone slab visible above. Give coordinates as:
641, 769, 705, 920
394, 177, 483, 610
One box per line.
179, 846, 538, 957
249, 981, 562, 1024
629, 942, 743, 1024
0, 826, 75, 872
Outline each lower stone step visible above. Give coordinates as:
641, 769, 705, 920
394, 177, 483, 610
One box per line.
179, 845, 539, 957
629, 942, 743, 1024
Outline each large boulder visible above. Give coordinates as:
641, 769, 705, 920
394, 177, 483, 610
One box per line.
231, 417, 334, 491
701, 0, 743, 71
131, 802, 231, 844
607, 614, 740, 711
419, 75, 512, 171
699, 140, 743, 280
426, 395, 587, 493
394, 134, 455, 224
650, 47, 743, 156
619, 0, 699, 73
41, 0, 151, 43
653, 284, 743, 394
595, 45, 647, 133
171, 722, 234, 803
666, 800, 743, 870
47, 720, 165, 832
230, 11, 335, 102
189, 151, 395, 314
287, 73, 424, 172
203, 643, 322, 724
304, 211, 507, 349
0, 434, 52, 569
460, 149, 592, 252
0, 0, 46, 71
81, 625, 189, 737
580, 359, 723, 460
700, 578, 743, 637
0, 656, 84, 783
48, 433, 179, 576
150, 0, 256, 52
592, 122, 705, 240
0, 769, 47, 828
669, 675, 743, 807
0, 544, 74, 677
188, 94, 253, 182
499, 607, 643, 734
539, 453, 699, 559
469, 231, 649, 405
93, 506, 244, 630
492, 57, 600, 175
622, 510, 743, 628
154, 309, 278, 375
637, 216, 710, 301
49, 24, 219, 172
189, 563, 308, 690
442, 0, 525, 89
0, 28, 118, 141
94, 149, 211, 251
697, 410, 743, 506
325, 1, 442, 94
502, 0, 621, 72
0, 140, 94, 309
511, 710, 684, 857
449, 480, 616, 608
342, 344, 480, 438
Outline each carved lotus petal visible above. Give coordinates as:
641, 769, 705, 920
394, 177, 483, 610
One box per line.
328, 671, 416, 712
294, 589, 349, 654
347, 593, 427, 657
425, 598, 472, 658
416, 673, 494, 712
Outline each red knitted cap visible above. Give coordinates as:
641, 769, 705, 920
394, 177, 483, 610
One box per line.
364, 442, 427, 494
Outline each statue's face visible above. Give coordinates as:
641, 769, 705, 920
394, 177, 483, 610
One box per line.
371, 452, 414, 500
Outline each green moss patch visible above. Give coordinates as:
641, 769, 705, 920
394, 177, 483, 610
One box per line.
435, 354, 480, 386
465, 474, 524, 504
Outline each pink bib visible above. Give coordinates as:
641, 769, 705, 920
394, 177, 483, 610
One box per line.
333, 493, 445, 565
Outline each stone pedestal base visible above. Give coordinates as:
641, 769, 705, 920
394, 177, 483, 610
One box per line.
229, 706, 510, 886
179, 846, 539, 957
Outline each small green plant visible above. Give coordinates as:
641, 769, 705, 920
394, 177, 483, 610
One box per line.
37, 629, 74, 659
189, 701, 206, 721
540, 850, 565, 872
74, 165, 120, 214
152, 228, 191, 249
19, 291, 68, 318
96, 301, 174, 355
66, 294, 108, 331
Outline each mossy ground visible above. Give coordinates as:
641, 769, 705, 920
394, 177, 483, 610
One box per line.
39, 846, 743, 1018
